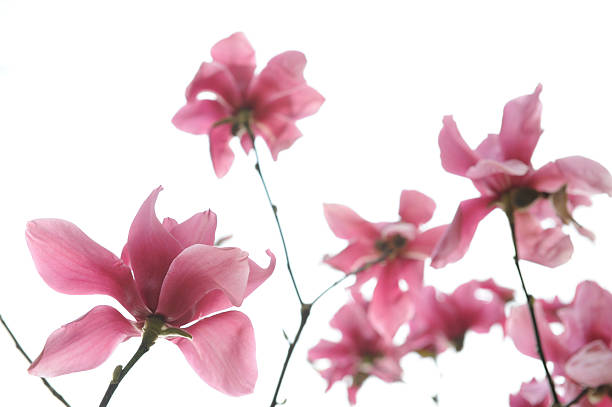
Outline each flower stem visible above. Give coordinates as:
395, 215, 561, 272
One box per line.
505, 211, 560, 406
0, 313, 71, 407
98, 316, 162, 407
245, 125, 304, 305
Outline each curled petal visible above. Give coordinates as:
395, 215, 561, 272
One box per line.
211, 32, 255, 94
156, 245, 249, 324
555, 155, 612, 196
323, 204, 380, 241
244, 249, 275, 298
26, 219, 148, 318
514, 211, 573, 267
209, 124, 235, 178
398, 190, 436, 226
565, 340, 612, 388
172, 99, 228, 135
175, 311, 257, 396
127, 187, 182, 311
185, 62, 241, 107
465, 158, 530, 179
167, 210, 217, 248
499, 84, 543, 164
430, 197, 493, 268
438, 116, 479, 177
29, 306, 140, 377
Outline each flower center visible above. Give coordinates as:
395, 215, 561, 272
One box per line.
375, 233, 407, 259
212, 108, 253, 137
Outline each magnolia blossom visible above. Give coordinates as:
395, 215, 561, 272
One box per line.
507, 281, 612, 406
431, 85, 612, 268
324, 190, 447, 338
404, 279, 513, 356
26, 187, 275, 396
308, 297, 404, 405
172, 32, 324, 177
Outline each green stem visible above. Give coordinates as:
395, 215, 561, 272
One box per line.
0, 314, 71, 406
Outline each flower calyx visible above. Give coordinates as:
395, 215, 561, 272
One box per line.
498, 187, 542, 214
213, 108, 254, 137
142, 315, 192, 348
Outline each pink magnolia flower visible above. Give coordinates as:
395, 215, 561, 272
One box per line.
308, 297, 404, 405
507, 281, 612, 406
172, 32, 324, 177
431, 85, 612, 268
403, 279, 513, 356
26, 187, 275, 396
324, 190, 447, 338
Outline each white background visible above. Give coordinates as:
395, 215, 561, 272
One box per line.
1, 1, 611, 406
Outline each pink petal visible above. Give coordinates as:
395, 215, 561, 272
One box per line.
324, 242, 376, 273
244, 249, 275, 298
509, 379, 552, 407
528, 161, 567, 193
371, 356, 403, 383
28, 306, 140, 377
369, 261, 419, 338
438, 115, 479, 176
498, 84, 543, 164
127, 187, 183, 311
514, 211, 573, 267
254, 113, 303, 160
330, 301, 379, 344
156, 245, 249, 324
167, 210, 217, 248
209, 123, 235, 178
185, 62, 242, 107
398, 190, 436, 226
323, 203, 380, 241
256, 85, 324, 120
475, 133, 504, 161
430, 197, 494, 268
555, 156, 612, 196
26, 219, 148, 318
565, 340, 612, 388
210, 32, 255, 95
407, 225, 448, 259
172, 99, 228, 135
248, 51, 309, 108
465, 158, 530, 179
174, 311, 257, 396
450, 279, 508, 333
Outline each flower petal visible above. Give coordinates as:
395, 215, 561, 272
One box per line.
167, 210, 217, 248
398, 190, 436, 226
156, 245, 249, 324
244, 249, 275, 298
407, 225, 448, 259
185, 62, 242, 107
172, 99, 228, 135
555, 156, 612, 196
498, 84, 543, 164
565, 340, 612, 388
127, 187, 183, 311
325, 242, 377, 273
209, 124, 235, 178
430, 197, 494, 268
465, 158, 530, 179
254, 113, 303, 160
256, 85, 324, 120
174, 311, 257, 396
438, 115, 479, 177
26, 219, 148, 318
248, 51, 309, 107
210, 32, 255, 95
28, 306, 140, 377
323, 204, 380, 241
514, 211, 573, 267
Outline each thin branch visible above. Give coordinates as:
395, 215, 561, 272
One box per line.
0, 314, 71, 407
505, 211, 560, 406
565, 387, 589, 407
245, 125, 304, 305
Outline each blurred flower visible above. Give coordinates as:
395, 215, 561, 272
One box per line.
507, 281, 612, 406
172, 32, 324, 177
404, 279, 512, 356
324, 190, 447, 338
26, 187, 275, 396
308, 297, 404, 405
431, 85, 612, 268
509, 379, 553, 407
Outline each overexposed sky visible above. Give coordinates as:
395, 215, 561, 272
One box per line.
1, 1, 611, 406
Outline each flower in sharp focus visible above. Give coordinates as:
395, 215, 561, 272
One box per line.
431, 85, 612, 268
507, 281, 612, 406
172, 32, 325, 177
308, 297, 404, 405
403, 279, 513, 356
323, 190, 447, 338
26, 187, 275, 396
